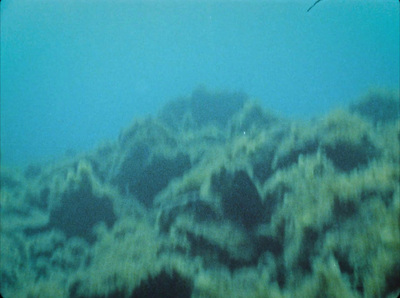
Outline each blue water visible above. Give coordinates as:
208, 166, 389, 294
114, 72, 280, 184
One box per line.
1, 0, 399, 167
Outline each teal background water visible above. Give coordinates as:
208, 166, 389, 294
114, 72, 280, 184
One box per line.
1, 0, 399, 167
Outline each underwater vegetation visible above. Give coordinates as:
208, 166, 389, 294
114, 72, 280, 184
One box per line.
1, 87, 399, 297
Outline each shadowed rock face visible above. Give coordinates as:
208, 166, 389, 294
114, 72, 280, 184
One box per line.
48, 186, 116, 244
23, 162, 117, 244
323, 137, 377, 172
211, 168, 265, 230
115, 149, 191, 208
132, 270, 193, 298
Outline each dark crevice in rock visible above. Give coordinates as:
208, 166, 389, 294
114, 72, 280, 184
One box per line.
383, 262, 400, 297
116, 148, 191, 208
255, 236, 284, 258
48, 190, 116, 244
333, 250, 365, 294
332, 198, 358, 222
323, 136, 377, 172
131, 270, 193, 298
334, 251, 354, 277
296, 227, 320, 274
276, 263, 286, 289
132, 154, 191, 208
211, 168, 265, 230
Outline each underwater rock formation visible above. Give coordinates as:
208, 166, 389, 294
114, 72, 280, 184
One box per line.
1, 88, 399, 298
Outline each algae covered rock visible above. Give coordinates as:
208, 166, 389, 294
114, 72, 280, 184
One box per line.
2, 87, 399, 298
